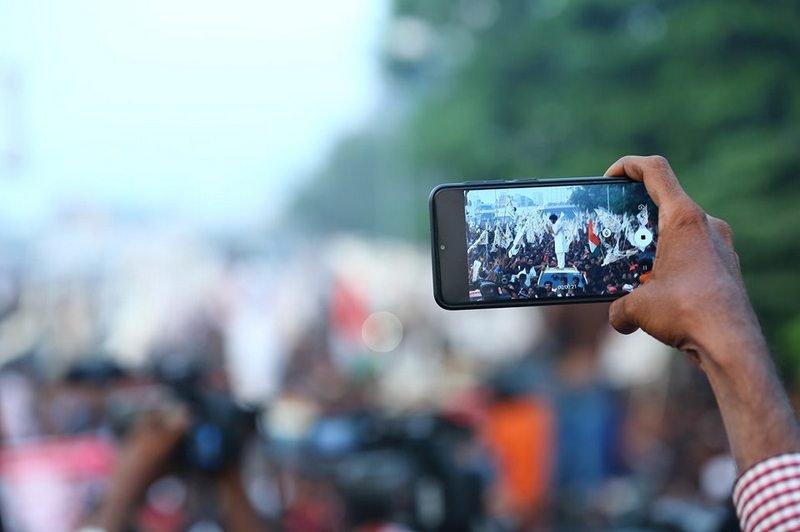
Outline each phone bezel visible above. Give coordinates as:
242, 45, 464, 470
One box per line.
429, 176, 651, 310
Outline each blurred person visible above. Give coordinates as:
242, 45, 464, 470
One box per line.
546, 304, 625, 527
84, 407, 269, 532
0, 358, 123, 532
605, 155, 800, 532
541, 281, 554, 298
479, 281, 501, 301
482, 367, 554, 530
571, 276, 584, 296
0, 360, 41, 442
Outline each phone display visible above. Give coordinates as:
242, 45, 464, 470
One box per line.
430, 177, 658, 309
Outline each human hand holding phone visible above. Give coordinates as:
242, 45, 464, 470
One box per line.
605, 155, 800, 472
605, 155, 753, 358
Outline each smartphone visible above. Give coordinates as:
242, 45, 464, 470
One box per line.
430, 177, 658, 309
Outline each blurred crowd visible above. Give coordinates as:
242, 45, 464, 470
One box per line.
0, 0, 795, 529
0, 215, 738, 531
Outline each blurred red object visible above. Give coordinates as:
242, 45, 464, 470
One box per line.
0, 435, 116, 532
330, 277, 369, 344
0, 435, 115, 477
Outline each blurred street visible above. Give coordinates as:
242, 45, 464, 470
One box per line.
0, 0, 798, 530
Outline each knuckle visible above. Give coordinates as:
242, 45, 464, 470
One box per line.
715, 220, 734, 244
621, 154, 644, 167
670, 203, 707, 229
719, 219, 733, 238
707, 216, 733, 241
648, 155, 670, 170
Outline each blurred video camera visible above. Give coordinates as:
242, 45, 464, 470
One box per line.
264, 411, 486, 531
66, 355, 255, 474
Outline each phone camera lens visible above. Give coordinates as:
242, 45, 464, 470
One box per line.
440, 244, 446, 251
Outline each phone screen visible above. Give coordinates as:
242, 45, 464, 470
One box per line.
432, 178, 658, 308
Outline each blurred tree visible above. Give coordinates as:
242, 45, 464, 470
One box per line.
294, 0, 800, 373
569, 183, 651, 216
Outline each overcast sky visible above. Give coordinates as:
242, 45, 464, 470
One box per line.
0, 0, 388, 232
467, 185, 573, 208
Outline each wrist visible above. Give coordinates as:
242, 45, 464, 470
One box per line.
697, 319, 776, 406
690, 303, 769, 369
698, 329, 769, 372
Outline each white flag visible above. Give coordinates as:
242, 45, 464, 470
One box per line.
471, 259, 482, 282
467, 230, 488, 253
509, 221, 527, 256
497, 226, 512, 249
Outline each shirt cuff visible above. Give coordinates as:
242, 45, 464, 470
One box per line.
733, 453, 800, 532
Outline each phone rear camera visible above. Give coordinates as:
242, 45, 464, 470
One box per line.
440, 244, 446, 251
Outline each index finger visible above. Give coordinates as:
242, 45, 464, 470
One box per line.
604, 155, 687, 209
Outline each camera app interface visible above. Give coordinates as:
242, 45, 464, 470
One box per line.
465, 182, 657, 302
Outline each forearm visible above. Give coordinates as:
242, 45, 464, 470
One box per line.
87, 481, 141, 532
217, 470, 270, 532
701, 331, 800, 472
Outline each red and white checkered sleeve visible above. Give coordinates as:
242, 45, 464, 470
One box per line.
733, 453, 800, 532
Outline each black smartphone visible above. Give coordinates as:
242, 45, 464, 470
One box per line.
430, 177, 658, 310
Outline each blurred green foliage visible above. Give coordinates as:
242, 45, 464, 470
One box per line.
295, 0, 800, 375
569, 183, 652, 216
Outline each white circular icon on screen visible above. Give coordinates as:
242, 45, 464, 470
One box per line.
634, 227, 653, 250
601, 228, 612, 238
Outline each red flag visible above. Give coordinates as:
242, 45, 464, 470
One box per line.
588, 220, 601, 254
330, 277, 368, 344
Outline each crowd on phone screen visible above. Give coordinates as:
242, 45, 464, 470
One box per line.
467, 222, 658, 300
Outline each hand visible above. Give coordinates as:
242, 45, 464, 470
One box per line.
93, 407, 190, 532
605, 155, 800, 471
604, 155, 757, 364
116, 407, 191, 491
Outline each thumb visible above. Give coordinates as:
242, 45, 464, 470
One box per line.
609, 288, 647, 335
